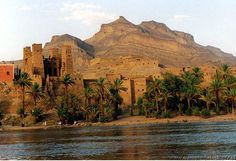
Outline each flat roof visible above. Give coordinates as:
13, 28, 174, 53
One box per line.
0, 64, 14, 66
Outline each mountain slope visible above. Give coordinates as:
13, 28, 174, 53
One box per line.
86, 16, 236, 67
43, 34, 95, 72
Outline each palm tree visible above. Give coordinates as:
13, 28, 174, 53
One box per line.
142, 92, 154, 117
161, 72, 184, 115
14, 72, 32, 117
109, 78, 127, 120
224, 75, 236, 88
61, 74, 75, 107
147, 78, 161, 112
137, 97, 143, 115
181, 71, 199, 110
96, 77, 108, 117
220, 64, 232, 81
160, 85, 172, 112
84, 87, 94, 108
199, 90, 216, 111
27, 82, 44, 107
81, 105, 99, 122
181, 86, 198, 110
224, 88, 236, 115
192, 67, 204, 84
209, 71, 226, 112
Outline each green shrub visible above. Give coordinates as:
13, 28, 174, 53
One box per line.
201, 109, 211, 118
31, 107, 43, 122
91, 117, 98, 123
140, 108, 146, 116
57, 106, 69, 121
17, 107, 25, 118
87, 105, 99, 123
155, 111, 162, 119
161, 111, 171, 118
192, 107, 200, 116
99, 116, 109, 123
185, 108, 192, 116
137, 97, 143, 115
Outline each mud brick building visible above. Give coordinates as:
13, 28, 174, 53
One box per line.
0, 64, 14, 84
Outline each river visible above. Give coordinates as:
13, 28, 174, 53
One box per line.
1, 121, 236, 159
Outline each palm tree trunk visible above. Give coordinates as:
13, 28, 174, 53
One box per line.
232, 100, 235, 115
22, 86, 25, 118
99, 96, 104, 117
144, 105, 147, 118
164, 97, 167, 112
86, 113, 89, 122
216, 91, 220, 112
34, 96, 37, 107
88, 98, 91, 106
65, 86, 68, 107
138, 105, 142, 115
130, 105, 134, 116
113, 103, 118, 120
156, 97, 159, 112
85, 97, 88, 108
206, 102, 209, 111
178, 103, 182, 116
187, 98, 191, 110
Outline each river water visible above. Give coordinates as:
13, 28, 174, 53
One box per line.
1, 121, 236, 159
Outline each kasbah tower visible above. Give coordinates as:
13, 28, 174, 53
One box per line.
22, 44, 74, 87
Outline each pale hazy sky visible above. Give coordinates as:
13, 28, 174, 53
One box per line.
0, 0, 236, 60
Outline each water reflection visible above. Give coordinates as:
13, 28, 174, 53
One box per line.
1, 122, 236, 159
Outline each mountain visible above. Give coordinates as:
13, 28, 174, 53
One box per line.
43, 34, 95, 72
85, 16, 236, 67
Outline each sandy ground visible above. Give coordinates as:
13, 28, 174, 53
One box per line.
1, 114, 236, 132
103, 114, 236, 126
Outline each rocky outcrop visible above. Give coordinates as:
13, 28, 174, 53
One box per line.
43, 34, 95, 72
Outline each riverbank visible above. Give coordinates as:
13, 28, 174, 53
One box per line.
2, 114, 236, 132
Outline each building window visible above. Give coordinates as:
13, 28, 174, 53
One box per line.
7, 72, 10, 75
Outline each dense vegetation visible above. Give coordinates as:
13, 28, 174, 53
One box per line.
141, 64, 236, 118
1, 64, 236, 125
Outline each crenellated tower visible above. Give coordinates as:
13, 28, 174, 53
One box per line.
61, 45, 73, 76
49, 48, 61, 77
23, 46, 33, 75
32, 44, 44, 79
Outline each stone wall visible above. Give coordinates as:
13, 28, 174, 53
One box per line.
120, 78, 132, 106
0, 64, 14, 84
131, 77, 147, 104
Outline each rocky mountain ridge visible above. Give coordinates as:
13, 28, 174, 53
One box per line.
85, 16, 236, 67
